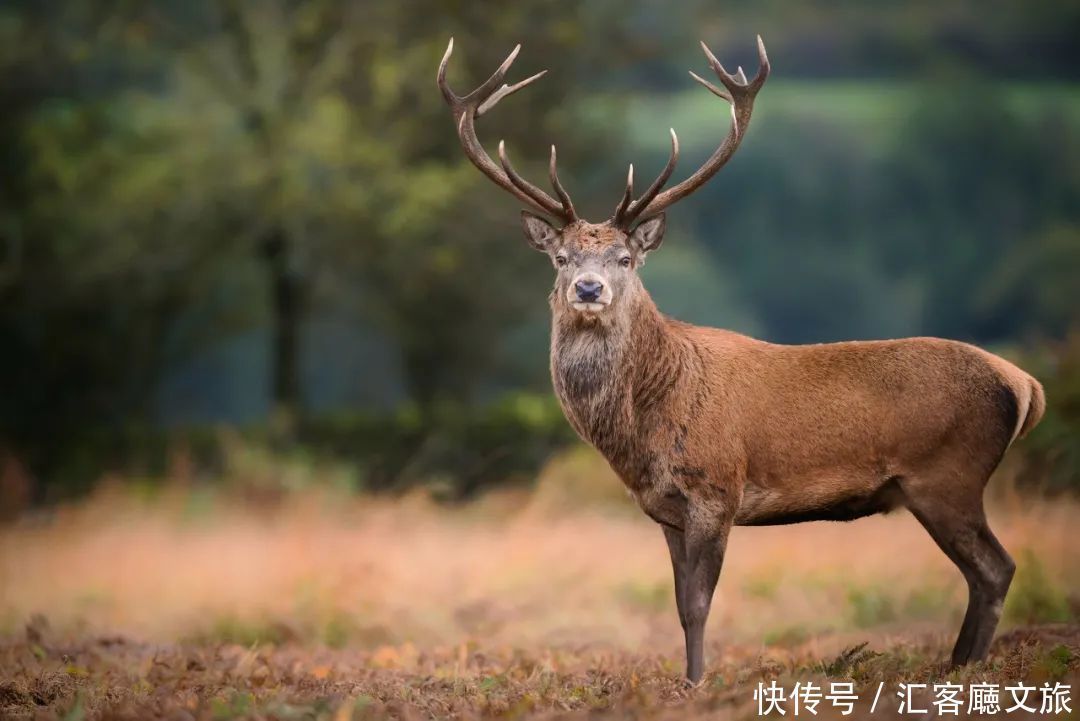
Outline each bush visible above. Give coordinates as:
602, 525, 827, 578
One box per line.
1004, 550, 1073, 625
1011, 333, 1080, 494
16, 392, 577, 505
299, 392, 577, 498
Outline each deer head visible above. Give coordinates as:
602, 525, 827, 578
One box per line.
437, 36, 769, 318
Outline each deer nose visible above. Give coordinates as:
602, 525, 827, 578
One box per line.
575, 279, 604, 302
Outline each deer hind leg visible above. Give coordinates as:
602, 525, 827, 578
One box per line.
901, 482, 1015, 666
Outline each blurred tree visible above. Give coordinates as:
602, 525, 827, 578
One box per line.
0, 0, 627, 488
131, 1, 630, 418
2, 0, 1080, 497
630, 78, 1080, 346
883, 81, 1080, 341
0, 1, 193, 494
978, 225, 1080, 339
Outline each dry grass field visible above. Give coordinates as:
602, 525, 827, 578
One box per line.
1, 448, 1077, 720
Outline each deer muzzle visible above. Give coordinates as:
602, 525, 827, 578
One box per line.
569, 272, 612, 312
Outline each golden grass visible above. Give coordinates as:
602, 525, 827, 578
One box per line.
0, 448, 1077, 719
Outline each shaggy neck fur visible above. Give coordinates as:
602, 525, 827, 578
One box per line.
549, 277, 694, 482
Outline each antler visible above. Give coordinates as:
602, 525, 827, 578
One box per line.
612, 35, 770, 228
612, 129, 679, 227
437, 39, 577, 224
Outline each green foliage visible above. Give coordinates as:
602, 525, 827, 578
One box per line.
211, 692, 256, 721
300, 393, 577, 497
641, 236, 760, 334
60, 693, 85, 721
1004, 550, 1073, 625
817, 642, 878, 678
845, 584, 959, 629
0, 0, 622, 484
628, 80, 1080, 346
742, 574, 780, 601
616, 581, 671, 613
1012, 335, 1080, 494
979, 225, 1080, 338
847, 586, 898, 628
1036, 645, 1074, 682
2, 1, 1080, 498
320, 611, 359, 650
193, 616, 294, 647
22, 392, 576, 501
901, 586, 954, 621
761, 625, 811, 648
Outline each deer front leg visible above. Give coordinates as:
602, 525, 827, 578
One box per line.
681, 508, 733, 685
662, 526, 689, 632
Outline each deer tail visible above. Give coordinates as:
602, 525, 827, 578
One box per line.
1011, 373, 1046, 444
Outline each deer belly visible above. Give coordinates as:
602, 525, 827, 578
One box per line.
734, 473, 904, 526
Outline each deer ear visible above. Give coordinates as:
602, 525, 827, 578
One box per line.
520, 211, 559, 252
629, 214, 666, 256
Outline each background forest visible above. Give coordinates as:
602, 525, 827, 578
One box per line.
2, 0, 1079, 504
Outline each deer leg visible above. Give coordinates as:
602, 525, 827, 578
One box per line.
964, 524, 1015, 661
903, 490, 1015, 666
662, 526, 689, 632
681, 510, 733, 685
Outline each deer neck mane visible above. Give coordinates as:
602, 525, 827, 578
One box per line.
549, 281, 688, 464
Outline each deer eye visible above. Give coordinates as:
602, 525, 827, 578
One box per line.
555, 254, 568, 267
618, 256, 632, 268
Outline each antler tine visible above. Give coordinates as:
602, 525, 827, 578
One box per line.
467, 43, 521, 104
700, 40, 743, 90
628, 34, 770, 220
619, 128, 680, 227
499, 141, 568, 215
437, 38, 459, 105
689, 70, 733, 102
612, 164, 635, 225
700, 38, 769, 96
478, 70, 547, 117
699, 41, 727, 78
439, 39, 526, 109
436, 39, 572, 221
752, 34, 771, 90
549, 145, 577, 221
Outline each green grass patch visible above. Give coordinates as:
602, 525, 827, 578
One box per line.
845, 583, 962, 629
1034, 644, 1073, 682
847, 586, 898, 628
210, 692, 256, 721
616, 581, 671, 613
816, 642, 880, 678
901, 585, 955, 621
762, 625, 811, 648
1004, 550, 1073, 625
743, 574, 780, 601
188, 615, 294, 647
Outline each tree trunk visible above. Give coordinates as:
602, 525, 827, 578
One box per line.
263, 228, 302, 433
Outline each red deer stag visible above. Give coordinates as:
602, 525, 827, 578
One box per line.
437, 35, 1045, 685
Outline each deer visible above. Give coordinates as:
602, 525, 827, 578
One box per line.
437, 35, 1046, 685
